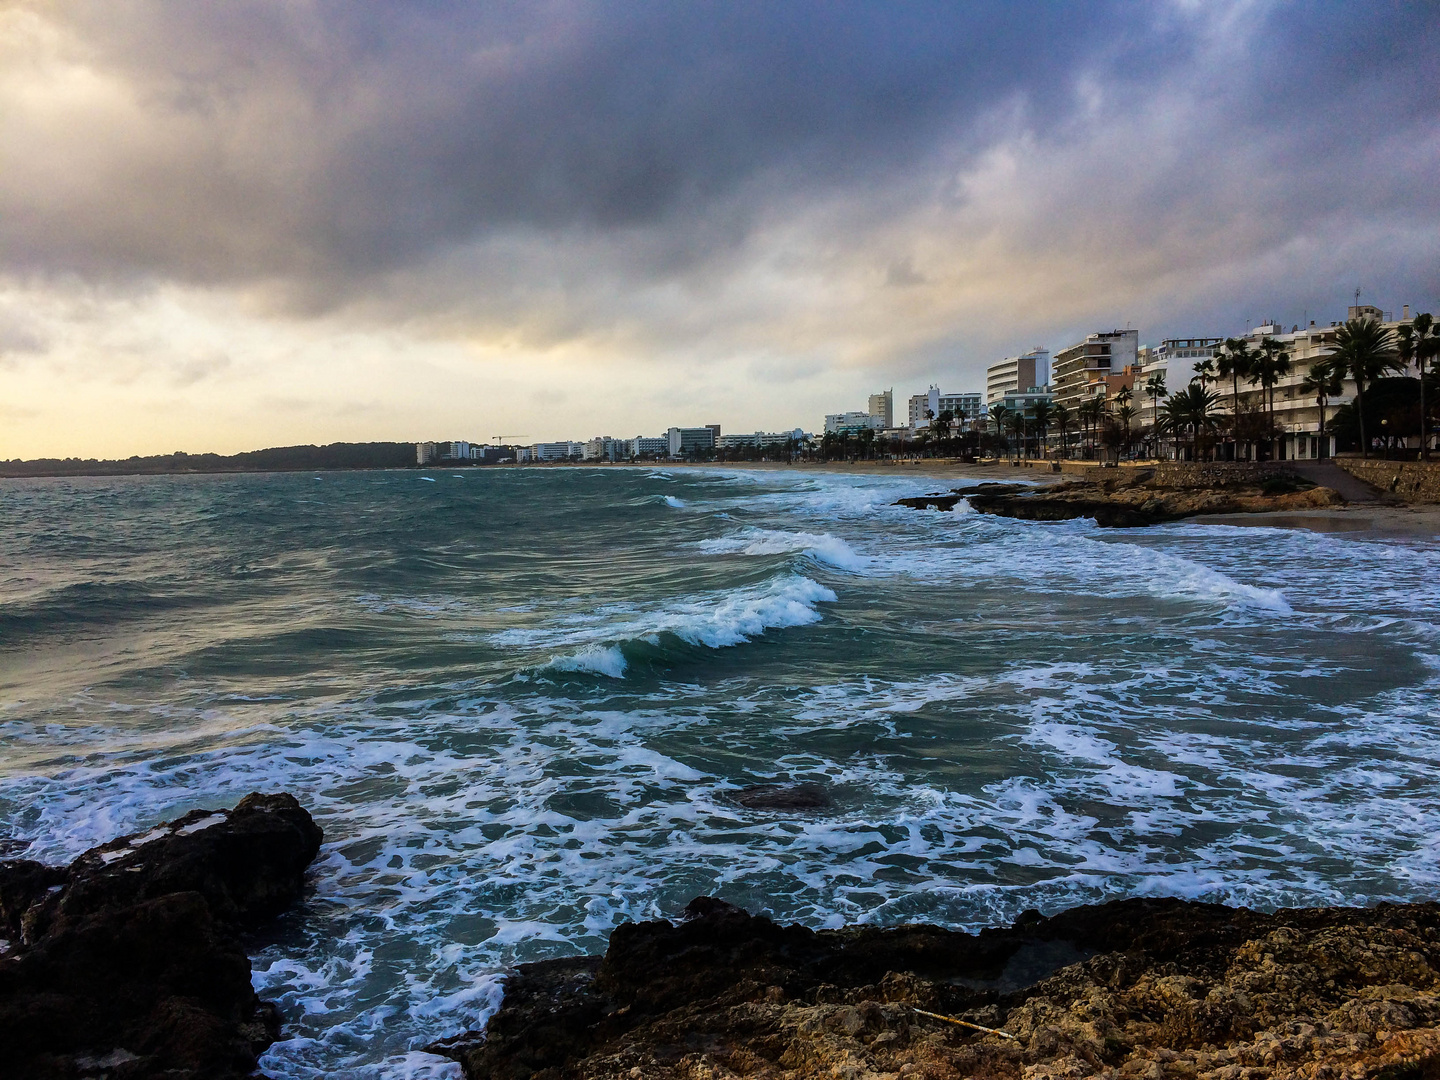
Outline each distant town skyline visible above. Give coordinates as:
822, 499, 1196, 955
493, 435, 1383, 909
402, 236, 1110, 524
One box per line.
1, 2, 1437, 459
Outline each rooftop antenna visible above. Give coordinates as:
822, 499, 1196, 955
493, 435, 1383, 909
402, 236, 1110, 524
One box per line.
1354, 286, 1362, 308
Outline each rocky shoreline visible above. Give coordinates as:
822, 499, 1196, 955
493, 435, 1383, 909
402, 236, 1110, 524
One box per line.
432, 895, 1440, 1080
899, 471, 1345, 527
6, 799, 1440, 1080
0, 793, 321, 1080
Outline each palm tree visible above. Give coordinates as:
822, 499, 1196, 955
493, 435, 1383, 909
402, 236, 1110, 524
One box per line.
1080, 397, 1105, 458
1161, 382, 1220, 461
1212, 338, 1253, 459
1008, 410, 1027, 461
1114, 387, 1134, 453
1143, 373, 1168, 457
988, 404, 1011, 459
1329, 316, 1400, 458
1051, 401, 1073, 460
1031, 398, 1053, 459
1250, 336, 1292, 458
1397, 313, 1437, 461
1299, 359, 1343, 459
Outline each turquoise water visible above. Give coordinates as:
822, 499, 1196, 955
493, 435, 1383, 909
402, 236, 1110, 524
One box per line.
2, 466, 1438, 1077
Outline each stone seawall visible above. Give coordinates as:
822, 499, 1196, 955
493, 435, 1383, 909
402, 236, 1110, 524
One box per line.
1335, 457, 1440, 503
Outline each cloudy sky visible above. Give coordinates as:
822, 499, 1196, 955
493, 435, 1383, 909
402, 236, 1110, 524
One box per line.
2, 1, 1437, 457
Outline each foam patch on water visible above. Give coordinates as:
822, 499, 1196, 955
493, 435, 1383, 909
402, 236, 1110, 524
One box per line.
696, 528, 869, 572
663, 495, 685, 508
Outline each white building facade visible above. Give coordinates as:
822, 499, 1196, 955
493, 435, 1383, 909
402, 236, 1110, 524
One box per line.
986, 348, 1051, 405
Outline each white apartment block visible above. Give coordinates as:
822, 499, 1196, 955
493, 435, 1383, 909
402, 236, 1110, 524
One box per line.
1050, 330, 1139, 411
583, 436, 628, 461
1131, 338, 1223, 430
667, 426, 718, 456
868, 389, 894, 429
416, 442, 436, 464
825, 411, 886, 434
1215, 305, 1422, 460
908, 386, 983, 428
629, 435, 670, 458
530, 441, 584, 461
717, 428, 807, 449
986, 348, 1051, 404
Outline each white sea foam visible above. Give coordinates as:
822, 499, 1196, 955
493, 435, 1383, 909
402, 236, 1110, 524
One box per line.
542, 645, 629, 678
663, 495, 685, 508
696, 528, 868, 572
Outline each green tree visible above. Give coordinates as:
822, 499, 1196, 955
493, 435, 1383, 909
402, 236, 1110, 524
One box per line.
1051, 401, 1073, 460
1008, 410, 1027, 460
988, 404, 1011, 458
1397, 313, 1438, 461
1143, 372, 1168, 457
1079, 397, 1104, 458
1329, 316, 1400, 458
1031, 398, 1053, 458
1250, 336, 1292, 458
1161, 382, 1220, 460
1299, 359, 1343, 459
1114, 387, 1134, 452
1213, 338, 1253, 457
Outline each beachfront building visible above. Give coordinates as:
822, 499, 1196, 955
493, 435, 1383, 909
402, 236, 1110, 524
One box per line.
717, 429, 807, 451
868, 390, 894, 428
628, 435, 670, 458
825, 411, 886, 434
907, 387, 984, 429
416, 442, 436, 464
667, 426, 717, 457
1209, 305, 1428, 460
986, 348, 1051, 405
1132, 338, 1223, 434
530, 441, 584, 461
583, 436, 628, 461
1051, 329, 1139, 412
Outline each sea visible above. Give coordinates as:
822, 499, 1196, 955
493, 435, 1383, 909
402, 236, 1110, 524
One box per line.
2, 465, 1438, 1077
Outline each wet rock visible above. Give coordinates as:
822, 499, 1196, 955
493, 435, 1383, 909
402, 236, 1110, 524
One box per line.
895, 494, 963, 511
0, 792, 322, 1080
732, 782, 833, 811
431, 896, 1440, 1080
967, 475, 1343, 528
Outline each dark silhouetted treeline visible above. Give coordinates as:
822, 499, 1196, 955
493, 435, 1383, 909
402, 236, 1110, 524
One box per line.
1, 442, 417, 478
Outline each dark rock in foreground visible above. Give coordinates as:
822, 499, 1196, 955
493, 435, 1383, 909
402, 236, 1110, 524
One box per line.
0, 792, 322, 1080
431, 895, 1440, 1080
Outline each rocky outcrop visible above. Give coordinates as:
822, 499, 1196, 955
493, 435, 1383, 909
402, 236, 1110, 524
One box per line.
0, 792, 322, 1080
431, 895, 1440, 1080
959, 471, 1344, 527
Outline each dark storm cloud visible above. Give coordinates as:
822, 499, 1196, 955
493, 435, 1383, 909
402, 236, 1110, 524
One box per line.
2, 0, 1438, 327
0, 1, 1176, 285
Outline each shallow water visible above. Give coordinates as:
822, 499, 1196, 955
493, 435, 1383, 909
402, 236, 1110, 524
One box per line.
1, 466, 1437, 1078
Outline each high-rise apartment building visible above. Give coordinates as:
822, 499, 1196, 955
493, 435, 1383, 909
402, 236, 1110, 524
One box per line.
867, 389, 894, 429
986, 348, 1051, 404
1050, 330, 1139, 411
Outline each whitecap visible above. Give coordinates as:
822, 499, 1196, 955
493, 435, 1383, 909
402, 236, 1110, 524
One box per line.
696, 528, 868, 572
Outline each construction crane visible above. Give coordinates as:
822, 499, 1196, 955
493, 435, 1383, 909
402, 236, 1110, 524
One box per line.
491, 435, 525, 444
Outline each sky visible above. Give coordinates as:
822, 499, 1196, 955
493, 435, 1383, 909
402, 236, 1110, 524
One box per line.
2, 0, 1438, 458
